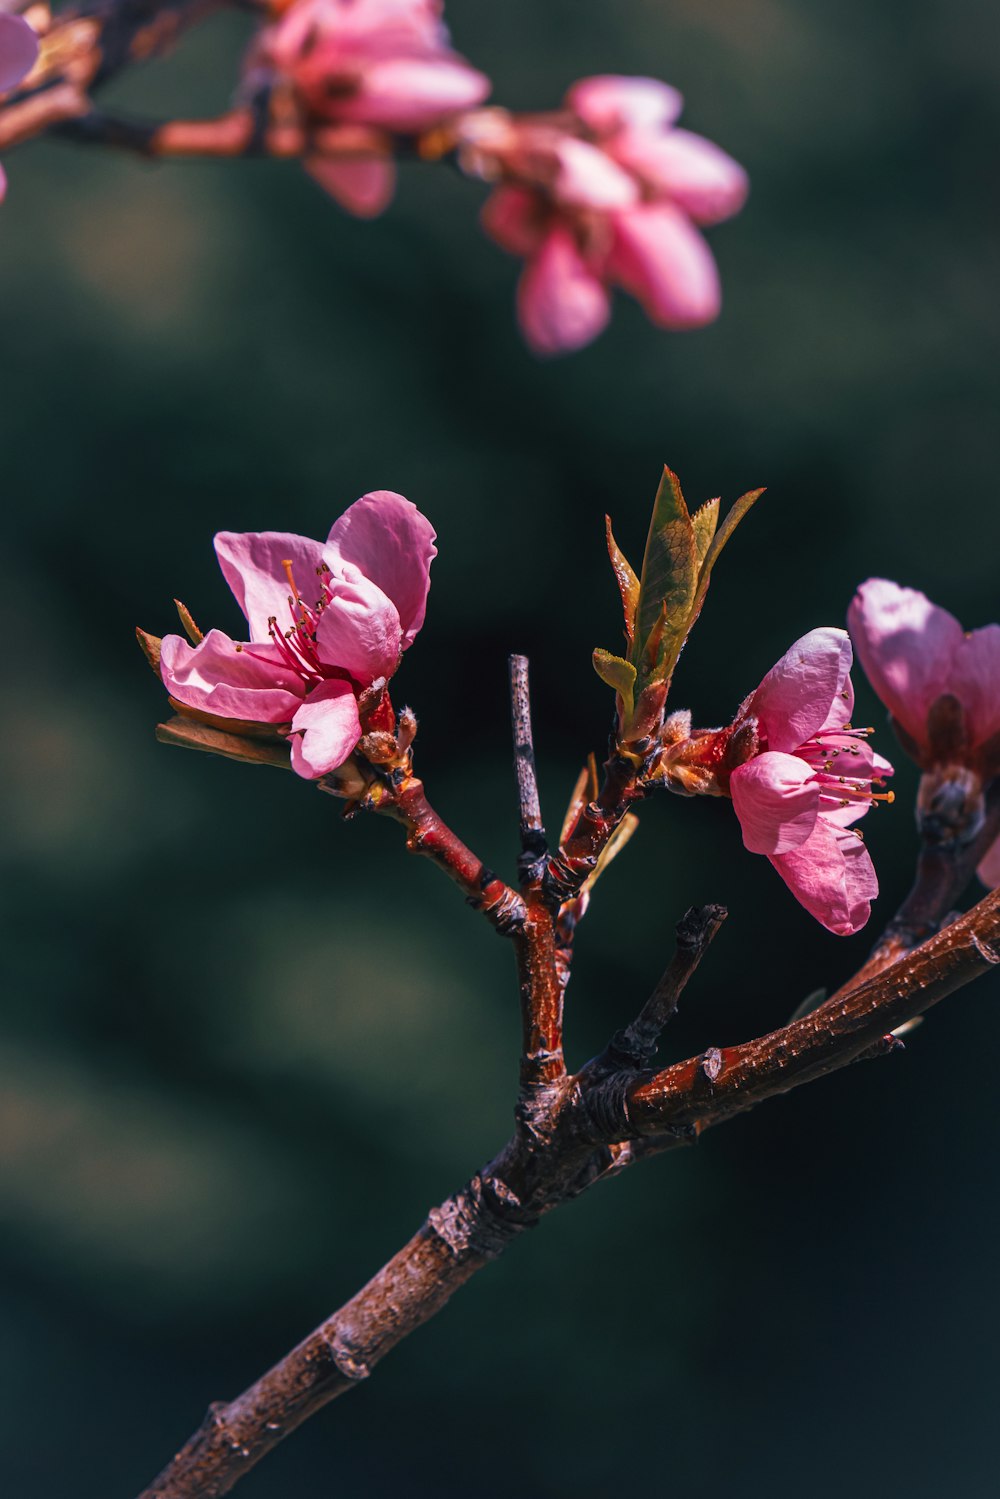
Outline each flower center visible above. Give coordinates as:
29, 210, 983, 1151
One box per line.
799, 725, 894, 813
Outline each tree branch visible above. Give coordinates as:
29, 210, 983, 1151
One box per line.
507, 653, 547, 883
135, 883, 1000, 1499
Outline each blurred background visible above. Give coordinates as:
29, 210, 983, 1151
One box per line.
2, 0, 999, 1493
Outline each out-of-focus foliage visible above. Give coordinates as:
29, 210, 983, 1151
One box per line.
1, 2, 999, 1494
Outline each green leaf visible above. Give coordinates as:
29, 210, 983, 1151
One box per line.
592, 648, 637, 722
691, 498, 720, 570
688, 486, 765, 630
632, 465, 698, 684
605, 516, 640, 645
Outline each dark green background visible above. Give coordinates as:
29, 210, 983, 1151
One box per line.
2, 2, 999, 1494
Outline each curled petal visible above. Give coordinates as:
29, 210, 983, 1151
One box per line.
160, 629, 306, 724
0, 14, 39, 94
949, 625, 1000, 749
315, 568, 402, 683
749, 628, 854, 754
325, 491, 437, 648
546, 138, 638, 210
771, 820, 878, 936
605, 204, 720, 329
481, 184, 548, 257
977, 834, 1000, 890
730, 752, 820, 855
305, 154, 396, 217
290, 680, 362, 778
848, 579, 964, 750
215, 531, 326, 641
517, 225, 610, 356
613, 128, 748, 226
333, 56, 490, 131
567, 75, 684, 136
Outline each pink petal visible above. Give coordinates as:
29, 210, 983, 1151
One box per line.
325, 491, 437, 648
315, 566, 402, 683
613, 127, 748, 226
848, 579, 964, 750
305, 154, 396, 217
160, 629, 306, 724
214, 531, 326, 641
566, 75, 684, 136
289, 679, 362, 778
749, 628, 854, 754
948, 624, 1000, 749
334, 56, 490, 131
771, 819, 878, 936
977, 834, 1000, 890
517, 225, 611, 356
605, 204, 721, 329
730, 752, 820, 855
547, 137, 637, 210
0, 163, 6, 205
0, 15, 39, 94
481, 185, 548, 257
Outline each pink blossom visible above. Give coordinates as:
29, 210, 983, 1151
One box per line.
849, 578, 1000, 886
0, 14, 40, 202
725, 628, 894, 935
159, 491, 436, 779
254, 0, 489, 217
465, 74, 747, 355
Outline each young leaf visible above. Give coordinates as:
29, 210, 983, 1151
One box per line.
632, 465, 698, 681
605, 516, 640, 645
136, 627, 163, 677
175, 598, 204, 645
592, 648, 637, 721
691, 498, 720, 570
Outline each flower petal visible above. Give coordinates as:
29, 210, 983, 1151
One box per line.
517, 225, 611, 356
290, 680, 362, 778
547, 137, 637, 210
0, 15, 39, 94
335, 56, 490, 131
605, 204, 720, 329
160, 629, 306, 724
325, 491, 436, 648
315, 566, 402, 683
613, 128, 748, 225
749, 628, 854, 754
977, 833, 1000, 890
949, 624, 1000, 749
214, 530, 326, 641
848, 579, 964, 750
567, 75, 684, 136
481, 184, 547, 256
730, 752, 820, 855
305, 154, 396, 217
771, 819, 878, 935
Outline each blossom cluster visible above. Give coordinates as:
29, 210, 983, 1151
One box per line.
247, 0, 746, 353
146, 491, 1000, 941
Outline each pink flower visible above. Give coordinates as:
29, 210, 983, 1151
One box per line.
849, 579, 1000, 885
0, 14, 40, 202
159, 491, 436, 779
465, 74, 747, 355
724, 628, 894, 935
254, 0, 489, 217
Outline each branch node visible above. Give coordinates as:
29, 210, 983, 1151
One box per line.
701, 1047, 724, 1083
321, 1334, 371, 1383
427, 1173, 536, 1260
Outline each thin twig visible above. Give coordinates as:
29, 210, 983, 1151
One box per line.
589, 904, 728, 1073
507, 653, 548, 884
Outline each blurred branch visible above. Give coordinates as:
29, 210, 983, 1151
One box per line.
136, 882, 1000, 1498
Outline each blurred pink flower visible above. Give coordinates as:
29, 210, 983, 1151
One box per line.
160, 491, 436, 778
849, 578, 1000, 885
0, 13, 40, 202
725, 628, 893, 935
465, 74, 747, 354
255, 0, 489, 217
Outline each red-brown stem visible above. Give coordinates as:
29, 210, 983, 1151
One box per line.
135, 884, 1000, 1499
543, 750, 644, 906
623, 885, 1000, 1138
513, 897, 565, 1094
379, 775, 526, 935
